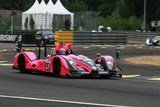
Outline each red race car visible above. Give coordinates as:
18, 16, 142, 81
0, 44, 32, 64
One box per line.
13, 43, 122, 78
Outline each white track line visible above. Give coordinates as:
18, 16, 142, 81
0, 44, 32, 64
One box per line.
0, 64, 13, 66
0, 95, 132, 107
0, 61, 8, 63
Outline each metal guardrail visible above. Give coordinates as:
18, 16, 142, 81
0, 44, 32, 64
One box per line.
73, 32, 127, 45
0, 31, 158, 45
124, 31, 157, 44
55, 32, 127, 45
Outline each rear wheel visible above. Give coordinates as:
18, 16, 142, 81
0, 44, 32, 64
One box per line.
53, 58, 61, 77
99, 57, 110, 79
101, 57, 108, 71
18, 54, 26, 73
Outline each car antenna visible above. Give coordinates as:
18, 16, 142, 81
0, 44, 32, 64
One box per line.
37, 41, 41, 59
44, 40, 47, 58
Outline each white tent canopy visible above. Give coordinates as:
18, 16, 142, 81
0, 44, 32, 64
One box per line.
22, 0, 40, 29
51, 0, 74, 30
46, 0, 55, 12
22, 0, 74, 30
23, 0, 40, 14
52, 0, 73, 14
34, 0, 47, 29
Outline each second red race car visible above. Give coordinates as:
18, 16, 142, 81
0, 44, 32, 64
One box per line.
13, 43, 122, 78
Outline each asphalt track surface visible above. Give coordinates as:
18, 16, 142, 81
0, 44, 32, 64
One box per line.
0, 43, 160, 107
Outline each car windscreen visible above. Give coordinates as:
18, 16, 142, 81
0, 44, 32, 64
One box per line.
42, 31, 53, 35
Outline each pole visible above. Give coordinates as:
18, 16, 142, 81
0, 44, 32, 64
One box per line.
11, 15, 13, 34
116, 44, 120, 60
44, 40, 47, 58
45, 12, 48, 30
143, 0, 146, 31
38, 42, 41, 59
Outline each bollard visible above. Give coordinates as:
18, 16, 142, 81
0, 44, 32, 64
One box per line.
16, 39, 22, 53
116, 44, 120, 59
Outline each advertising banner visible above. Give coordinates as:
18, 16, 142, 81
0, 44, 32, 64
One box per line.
0, 34, 21, 43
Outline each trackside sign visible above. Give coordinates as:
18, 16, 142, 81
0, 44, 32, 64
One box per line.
0, 34, 21, 42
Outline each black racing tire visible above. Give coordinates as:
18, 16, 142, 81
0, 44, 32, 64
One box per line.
99, 57, 110, 79
53, 58, 61, 77
101, 57, 108, 71
99, 75, 110, 79
155, 41, 159, 46
18, 54, 26, 73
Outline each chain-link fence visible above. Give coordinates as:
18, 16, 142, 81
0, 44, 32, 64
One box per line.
74, 11, 100, 31
0, 10, 22, 34
47, 11, 100, 31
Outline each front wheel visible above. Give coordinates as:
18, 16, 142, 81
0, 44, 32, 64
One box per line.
18, 55, 26, 73
53, 58, 61, 77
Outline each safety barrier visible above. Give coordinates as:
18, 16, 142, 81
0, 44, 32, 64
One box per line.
0, 31, 158, 45
55, 31, 127, 45
55, 31, 74, 44
73, 32, 127, 45
123, 31, 157, 45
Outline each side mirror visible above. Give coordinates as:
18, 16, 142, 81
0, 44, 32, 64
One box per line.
47, 55, 51, 58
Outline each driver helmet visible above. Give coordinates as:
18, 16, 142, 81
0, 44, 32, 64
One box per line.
58, 48, 66, 55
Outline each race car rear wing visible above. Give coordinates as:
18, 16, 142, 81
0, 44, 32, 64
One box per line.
15, 37, 54, 59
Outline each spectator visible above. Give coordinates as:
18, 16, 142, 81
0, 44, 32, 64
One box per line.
106, 26, 112, 32
98, 25, 104, 32
92, 28, 97, 32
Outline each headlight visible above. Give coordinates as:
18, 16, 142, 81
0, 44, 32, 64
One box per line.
67, 59, 74, 65
67, 59, 76, 69
44, 37, 48, 39
79, 57, 95, 66
88, 61, 95, 66
92, 66, 97, 70
107, 60, 113, 70
153, 40, 156, 42
68, 60, 74, 65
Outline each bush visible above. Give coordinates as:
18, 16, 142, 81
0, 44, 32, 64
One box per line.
98, 16, 106, 26
126, 16, 142, 30
106, 9, 125, 30
105, 10, 142, 30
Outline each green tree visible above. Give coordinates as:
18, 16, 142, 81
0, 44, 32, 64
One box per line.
106, 9, 125, 30
1, 0, 160, 30
98, 16, 106, 26
68, 0, 88, 11
97, 0, 116, 17
126, 16, 142, 30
